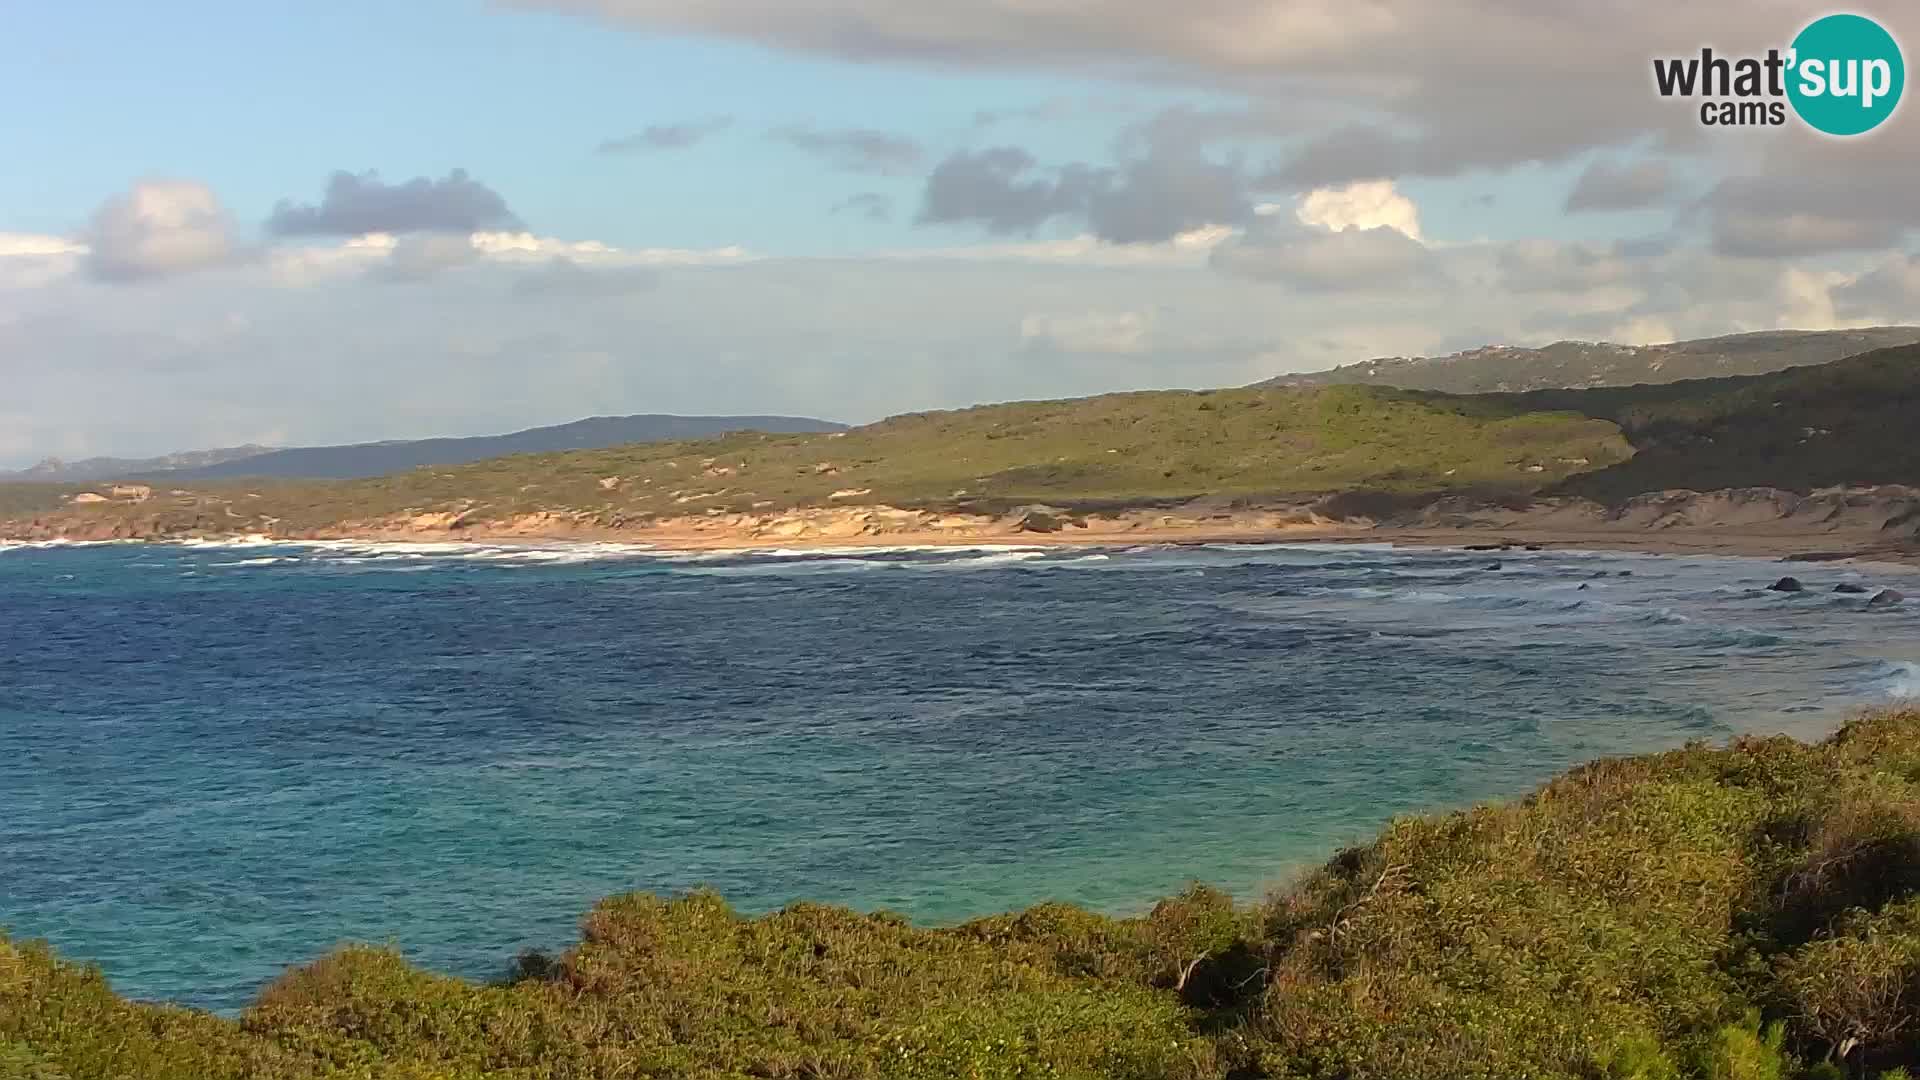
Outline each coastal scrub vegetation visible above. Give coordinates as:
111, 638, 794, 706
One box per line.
1259, 327, 1920, 395
4, 345, 1917, 541
0, 382, 1632, 535
1525, 345, 1920, 501
8, 709, 1920, 1079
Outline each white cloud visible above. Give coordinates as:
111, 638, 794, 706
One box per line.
471, 231, 753, 267
6, 176, 1916, 468
1494, 239, 1633, 294
264, 233, 395, 287
1833, 254, 1920, 322
1776, 268, 1850, 331
514, 0, 1405, 75
1213, 221, 1435, 290
877, 225, 1233, 268
259, 229, 755, 288
1021, 310, 1155, 354
82, 180, 237, 283
0, 234, 87, 258
380, 233, 484, 282
0, 233, 87, 289
1607, 316, 1675, 346
1294, 180, 1422, 241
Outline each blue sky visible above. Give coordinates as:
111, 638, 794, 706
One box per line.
1, 1, 1916, 465
0, 0, 1656, 252
4, 1, 1171, 252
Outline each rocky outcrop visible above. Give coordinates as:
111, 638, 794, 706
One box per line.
1004, 507, 1065, 534
1402, 486, 1920, 541
1608, 487, 1920, 535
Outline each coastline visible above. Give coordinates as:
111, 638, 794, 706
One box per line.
8, 485, 1920, 568
9, 518, 1920, 568
295, 510, 1920, 569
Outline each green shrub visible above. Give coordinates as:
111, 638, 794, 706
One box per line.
8, 710, 1920, 1079
1776, 899, 1920, 1073
1700, 1013, 1793, 1080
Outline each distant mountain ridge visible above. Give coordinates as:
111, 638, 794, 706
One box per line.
161, 415, 849, 480
2, 415, 847, 483
1258, 327, 1920, 394
4, 446, 275, 484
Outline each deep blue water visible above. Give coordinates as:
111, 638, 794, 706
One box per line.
2, 537, 1917, 1011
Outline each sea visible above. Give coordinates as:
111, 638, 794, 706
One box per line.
2, 537, 1917, 1011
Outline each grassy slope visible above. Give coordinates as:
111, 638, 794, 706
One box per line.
1263, 327, 1920, 394
3, 344, 1916, 536
0, 385, 1631, 532
1518, 344, 1920, 501
7, 710, 1920, 1079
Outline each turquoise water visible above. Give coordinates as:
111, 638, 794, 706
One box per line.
2, 538, 1916, 1010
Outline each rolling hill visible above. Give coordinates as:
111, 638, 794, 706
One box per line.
0, 384, 1629, 533
164, 414, 849, 481
0, 414, 849, 484
4, 344, 1915, 539
1259, 327, 1920, 394
1513, 344, 1920, 501
0, 446, 275, 484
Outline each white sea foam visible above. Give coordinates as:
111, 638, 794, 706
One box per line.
1880, 660, 1920, 700
0, 538, 141, 551
675, 557, 895, 577
174, 534, 280, 549
1203, 541, 1403, 554
921, 550, 1050, 570
254, 539, 663, 565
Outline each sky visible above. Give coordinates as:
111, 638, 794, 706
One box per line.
2, 0, 1917, 467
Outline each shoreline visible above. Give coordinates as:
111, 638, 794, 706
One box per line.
9, 486, 1920, 567
10, 519, 1920, 569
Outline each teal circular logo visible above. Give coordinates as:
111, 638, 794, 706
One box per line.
1788, 13, 1905, 135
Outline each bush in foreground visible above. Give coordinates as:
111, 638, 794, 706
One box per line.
5, 709, 1920, 1079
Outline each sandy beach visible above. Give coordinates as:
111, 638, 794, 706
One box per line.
11, 486, 1920, 569
328, 516, 1920, 568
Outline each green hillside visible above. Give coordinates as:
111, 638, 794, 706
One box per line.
3, 344, 1917, 538
1261, 327, 1920, 394
0, 384, 1631, 533
8, 710, 1920, 1079
1513, 344, 1920, 500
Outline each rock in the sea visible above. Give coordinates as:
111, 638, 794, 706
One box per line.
1767, 577, 1806, 593
1867, 589, 1906, 608
1834, 583, 1872, 594
1483, 561, 1503, 571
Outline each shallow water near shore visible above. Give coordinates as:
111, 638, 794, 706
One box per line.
2, 538, 1917, 1011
